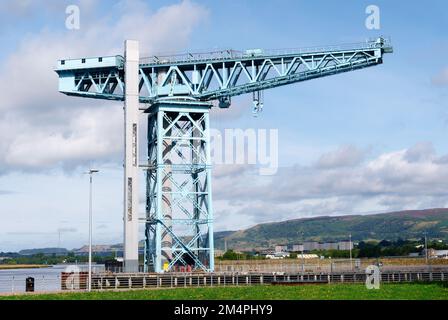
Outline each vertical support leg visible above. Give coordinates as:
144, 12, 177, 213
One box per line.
123, 40, 140, 273
145, 102, 214, 273
204, 111, 215, 271
154, 110, 164, 273
161, 121, 173, 269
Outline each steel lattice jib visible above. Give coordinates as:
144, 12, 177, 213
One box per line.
55, 38, 392, 105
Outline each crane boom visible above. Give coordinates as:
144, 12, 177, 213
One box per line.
55, 37, 393, 107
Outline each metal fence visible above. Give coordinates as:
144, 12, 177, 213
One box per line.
0, 263, 447, 295
85, 268, 448, 290
0, 264, 105, 295
0, 274, 61, 294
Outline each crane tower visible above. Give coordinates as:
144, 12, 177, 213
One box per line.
56, 38, 393, 273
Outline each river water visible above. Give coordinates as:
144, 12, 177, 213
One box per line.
0, 264, 105, 293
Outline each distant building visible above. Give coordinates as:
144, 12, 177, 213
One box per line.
277, 240, 353, 253
303, 241, 320, 251
275, 245, 288, 253
290, 244, 304, 252
266, 252, 290, 260
337, 240, 354, 251
297, 254, 319, 259
427, 249, 448, 259
321, 242, 338, 250
260, 249, 274, 256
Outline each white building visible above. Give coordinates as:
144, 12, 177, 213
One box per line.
428, 249, 448, 259
291, 244, 304, 252
266, 252, 290, 259
303, 241, 320, 251
337, 240, 354, 251
297, 254, 319, 259
274, 245, 288, 252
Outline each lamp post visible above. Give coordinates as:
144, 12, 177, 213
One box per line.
298, 230, 304, 274
85, 169, 99, 292
349, 233, 353, 271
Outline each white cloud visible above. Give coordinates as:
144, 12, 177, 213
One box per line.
316, 145, 366, 169
0, 0, 208, 173
432, 67, 448, 85
404, 141, 435, 162
211, 142, 448, 231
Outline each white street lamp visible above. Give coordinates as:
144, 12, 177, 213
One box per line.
349, 234, 353, 271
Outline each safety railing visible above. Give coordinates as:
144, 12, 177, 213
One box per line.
0, 274, 61, 294
1, 264, 445, 294
140, 37, 392, 66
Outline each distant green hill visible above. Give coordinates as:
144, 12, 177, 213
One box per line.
18, 248, 68, 255
214, 208, 448, 251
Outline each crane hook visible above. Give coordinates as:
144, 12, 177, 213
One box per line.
252, 91, 264, 117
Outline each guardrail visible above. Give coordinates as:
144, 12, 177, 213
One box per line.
86, 268, 448, 290
140, 38, 392, 66
0, 274, 61, 294
0, 264, 446, 294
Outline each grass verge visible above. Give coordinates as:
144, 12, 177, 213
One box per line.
1, 283, 447, 300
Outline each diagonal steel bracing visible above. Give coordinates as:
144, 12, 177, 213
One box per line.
56, 38, 392, 106
56, 38, 392, 274
143, 101, 214, 272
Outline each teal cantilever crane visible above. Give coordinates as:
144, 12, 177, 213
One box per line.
55, 37, 393, 273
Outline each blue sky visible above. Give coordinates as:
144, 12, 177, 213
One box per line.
0, 0, 447, 252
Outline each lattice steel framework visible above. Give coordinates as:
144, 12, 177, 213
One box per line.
56, 38, 393, 108
55, 38, 393, 273
143, 102, 214, 272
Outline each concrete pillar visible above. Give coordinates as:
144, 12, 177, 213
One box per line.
123, 40, 140, 273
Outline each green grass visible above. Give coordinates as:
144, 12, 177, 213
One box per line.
1, 283, 448, 300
